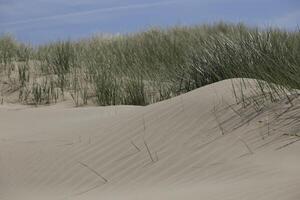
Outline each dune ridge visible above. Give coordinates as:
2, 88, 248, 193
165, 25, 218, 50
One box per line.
0, 79, 299, 200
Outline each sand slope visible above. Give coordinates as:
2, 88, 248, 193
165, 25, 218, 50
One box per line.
0, 79, 299, 200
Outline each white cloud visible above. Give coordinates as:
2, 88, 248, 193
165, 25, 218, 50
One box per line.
0, 0, 181, 27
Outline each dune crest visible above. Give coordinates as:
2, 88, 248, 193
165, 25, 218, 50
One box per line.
0, 79, 299, 200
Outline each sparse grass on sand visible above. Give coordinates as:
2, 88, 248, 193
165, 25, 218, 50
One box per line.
0, 22, 299, 107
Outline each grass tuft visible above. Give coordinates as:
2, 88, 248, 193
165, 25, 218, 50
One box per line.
0, 22, 299, 107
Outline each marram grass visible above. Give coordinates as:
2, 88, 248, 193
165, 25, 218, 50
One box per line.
0, 22, 299, 106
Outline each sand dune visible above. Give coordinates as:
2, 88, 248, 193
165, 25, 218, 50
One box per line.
0, 79, 299, 200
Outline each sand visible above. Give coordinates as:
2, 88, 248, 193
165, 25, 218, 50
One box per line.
0, 79, 299, 200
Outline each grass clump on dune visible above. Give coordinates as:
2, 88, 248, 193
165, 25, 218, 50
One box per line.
0, 22, 299, 106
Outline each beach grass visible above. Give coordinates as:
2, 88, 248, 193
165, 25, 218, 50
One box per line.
0, 22, 299, 106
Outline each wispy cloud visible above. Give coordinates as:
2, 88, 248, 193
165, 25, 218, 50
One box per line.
0, 0, 180, 27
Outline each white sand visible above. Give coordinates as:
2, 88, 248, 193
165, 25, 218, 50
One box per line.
0, 79, 299, 200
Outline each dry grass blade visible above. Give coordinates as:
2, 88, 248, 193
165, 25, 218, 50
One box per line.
131, 140, 141, 152
144, 140, 155, 163
275, 138, 300, 150
238, 137, 254, 154
78, 161, 108, 183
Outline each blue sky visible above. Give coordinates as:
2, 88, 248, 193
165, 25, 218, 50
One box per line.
0, 0, 299, 44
